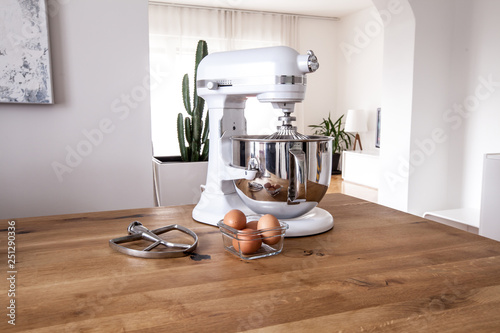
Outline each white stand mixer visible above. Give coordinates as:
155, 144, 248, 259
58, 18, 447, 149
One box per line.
192, 46, 333, 237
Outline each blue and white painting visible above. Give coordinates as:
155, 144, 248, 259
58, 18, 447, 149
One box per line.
0, 0, 53, 104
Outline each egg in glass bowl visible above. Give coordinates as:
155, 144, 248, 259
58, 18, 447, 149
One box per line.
217, 210, 288, 260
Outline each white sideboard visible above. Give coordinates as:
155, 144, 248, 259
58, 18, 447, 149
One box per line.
479, 153, 500, 241
342, 150, 380, 189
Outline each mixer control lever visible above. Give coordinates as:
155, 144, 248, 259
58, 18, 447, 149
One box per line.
206, 81, 219, 90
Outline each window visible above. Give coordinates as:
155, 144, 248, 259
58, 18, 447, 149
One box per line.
149, 3, 298, 156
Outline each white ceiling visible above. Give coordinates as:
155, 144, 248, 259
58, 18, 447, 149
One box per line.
153, 0, 374, 19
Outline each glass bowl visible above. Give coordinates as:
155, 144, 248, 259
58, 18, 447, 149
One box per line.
217, 216, 288, 260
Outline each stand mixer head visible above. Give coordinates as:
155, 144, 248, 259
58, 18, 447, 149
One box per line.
192, 46, 334, 236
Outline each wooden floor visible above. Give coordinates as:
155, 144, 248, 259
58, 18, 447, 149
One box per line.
327, 174, 378, 203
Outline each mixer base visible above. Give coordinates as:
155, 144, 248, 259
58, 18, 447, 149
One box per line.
193, 190, 333, 237
192, 191, 255, 226
282, 207, 334, 237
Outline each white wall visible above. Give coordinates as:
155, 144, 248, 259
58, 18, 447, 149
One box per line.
0, 0, 154, 219
451, 0, 500, 210
373, 0, 415, 212
299, 6, 384, 155
298, 17, 338, 135
407, 0, 455, 215
334, 6, 384, 152
374, 0, 500, 217
407, 0, 500, 216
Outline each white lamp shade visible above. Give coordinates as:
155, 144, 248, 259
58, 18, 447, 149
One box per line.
344, 109, 368, 133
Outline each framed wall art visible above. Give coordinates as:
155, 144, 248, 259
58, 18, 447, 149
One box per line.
0, 0, 53, 104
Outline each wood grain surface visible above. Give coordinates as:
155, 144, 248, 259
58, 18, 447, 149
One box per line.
2, 193, 500, 332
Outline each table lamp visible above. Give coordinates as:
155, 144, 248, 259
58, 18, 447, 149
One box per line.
344, 109, 367, 150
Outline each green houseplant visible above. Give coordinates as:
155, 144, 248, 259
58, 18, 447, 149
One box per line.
309, 113, 354, 174
177, 40, 209, 162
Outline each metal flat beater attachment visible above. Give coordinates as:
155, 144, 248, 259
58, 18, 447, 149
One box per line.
109, 221, 198, 258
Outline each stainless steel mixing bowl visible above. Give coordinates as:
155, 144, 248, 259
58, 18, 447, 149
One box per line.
231, 135, 333, 219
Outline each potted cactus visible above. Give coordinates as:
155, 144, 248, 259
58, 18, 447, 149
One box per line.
153, 40, 210, 206
177, 40, 209, 162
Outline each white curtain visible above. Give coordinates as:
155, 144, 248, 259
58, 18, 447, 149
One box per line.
149, 3, 298, 156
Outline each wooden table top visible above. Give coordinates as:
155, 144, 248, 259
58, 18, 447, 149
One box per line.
2, 193, 500, 332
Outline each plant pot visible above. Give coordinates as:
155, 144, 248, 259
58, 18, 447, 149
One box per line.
153, 156, 208, 207
332, 153, 341, 175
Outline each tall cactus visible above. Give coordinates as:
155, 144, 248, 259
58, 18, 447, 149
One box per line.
177, 40, 209, 162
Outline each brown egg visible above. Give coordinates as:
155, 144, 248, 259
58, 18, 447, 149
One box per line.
232, 228, 262, 254
223, 209, 247, 230
246, 220, 258, 230
257, 214, 281, 245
